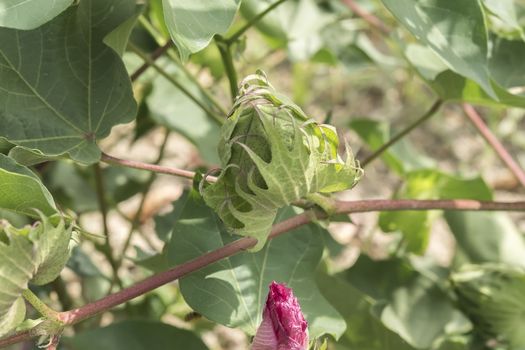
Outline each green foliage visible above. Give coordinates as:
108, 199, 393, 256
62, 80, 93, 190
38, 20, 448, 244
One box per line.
0, 0, 137, 164
379, 170, 492, 254
0, 0, 524, 348
202, 72, 362, 249
162, 0, 241, 61
66, 320, 209, 349
452, 264, 525, 348
0, 154, 57, 217
0, 0, 73, 30
0, 214, 72, 336
167, 192, 346, 339
146, 60, 221, 164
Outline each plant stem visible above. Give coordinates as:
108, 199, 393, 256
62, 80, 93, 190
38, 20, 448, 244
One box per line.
137, 17, 229, 117
215, 36, 239, 101
361, 99, 443, 167
3, 197, 525, 347
22, 290, 60, 321
225, 0, 289, 45
117, 129, 171, 265
128, 42, 225, 125
93, 164, 122, 289
341, 0, 390, 34
130, 41, 173, 82
100, 152, 217, 182
462, 103, 525, 189
51, 277, 74, 311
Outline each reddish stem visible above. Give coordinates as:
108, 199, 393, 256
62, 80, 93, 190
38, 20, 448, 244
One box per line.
341, 0, 390, 34
100, 152, 217, 182
2, 198, 525, 347
462, 104, 525, 189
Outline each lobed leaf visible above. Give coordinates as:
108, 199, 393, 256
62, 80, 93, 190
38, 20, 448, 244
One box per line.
0, 0, 138, 164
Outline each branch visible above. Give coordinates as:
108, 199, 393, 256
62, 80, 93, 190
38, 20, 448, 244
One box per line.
462, 104, 525, 189
128, 42, 225, 125
2, 198, 524, 347
93, 164, 122, 289
361, 99, 443, 167
225, 0, 290, 44
341, 0, 390, 34
215, 36, 239, 101
100, 152, 217, 182
130, 41, 173, 82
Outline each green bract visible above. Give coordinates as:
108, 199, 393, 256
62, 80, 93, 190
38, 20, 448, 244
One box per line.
201, 72, 362, 250
0, 214, 72, 336
451, 264, 525, 348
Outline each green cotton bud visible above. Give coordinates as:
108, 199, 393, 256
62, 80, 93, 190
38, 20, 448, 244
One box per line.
201, 71, 363, 250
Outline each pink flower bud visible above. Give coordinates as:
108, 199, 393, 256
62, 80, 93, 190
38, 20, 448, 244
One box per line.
252, 281, 309, 350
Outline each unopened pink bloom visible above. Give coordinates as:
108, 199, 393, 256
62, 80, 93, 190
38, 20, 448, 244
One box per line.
252, 281, 309, 350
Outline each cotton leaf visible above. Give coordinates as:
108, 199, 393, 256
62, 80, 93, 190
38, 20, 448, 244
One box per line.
0, 214, 72, 336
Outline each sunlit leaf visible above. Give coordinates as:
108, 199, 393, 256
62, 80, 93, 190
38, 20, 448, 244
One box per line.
162, 0, 241, 61
0, 0, 73, 30
382, 0, 495, 98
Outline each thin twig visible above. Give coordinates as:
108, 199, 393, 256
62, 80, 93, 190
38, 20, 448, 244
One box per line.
216, 36, 239, 101
462, 103, 525, 189
93, 164, 122, 289
2, 198, 524, 347
341, 0, 390, 34
225, 0, 290, 44
100, 152, 217, 182
137, 16, 229, 117
128, 42, 225, 125
130, 41, 173, 82
361, 99, 443, 167
117, 129, 171, 266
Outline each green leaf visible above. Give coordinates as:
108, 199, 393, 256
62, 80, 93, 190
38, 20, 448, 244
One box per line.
343, 255, 461, 348
405, 37, 525, 107
482, 0, 525, 40
0, 154, 57, 217
379, 170, 491, 254
167, 193, 346, 339
316, 270, 416, 350
162, 0, 241, 61
446, 212, 525, 269
382, 0, 495, 98
452, 264, 525, 348
0, 0, 138, 165
103, 3, 145, 56
147, 60, 220, 164
349, 119, 435, 174
0, 0, 73, 30
0, 214, 72, 336
65, 320, 209, 349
